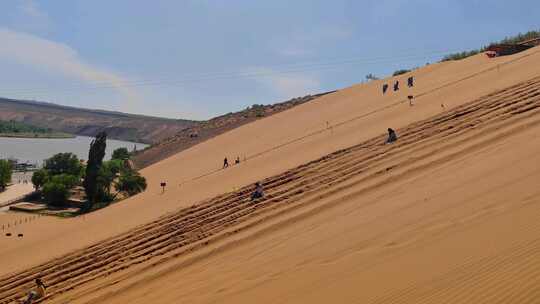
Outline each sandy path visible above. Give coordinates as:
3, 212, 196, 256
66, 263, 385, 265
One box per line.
1, 73, 540, 303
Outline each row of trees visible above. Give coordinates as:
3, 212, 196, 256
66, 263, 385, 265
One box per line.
32, 132, 147, 210
0, 120, 53, 134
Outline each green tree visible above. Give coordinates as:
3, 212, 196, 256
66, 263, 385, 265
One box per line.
42, 182, 69, 206
111, 147, 130, 160
31, 169, 49, 191
115, 171, 147, 196
96, 160, 122, 201
51, 174, 79, 189
84, 132, 107, 208
44, 153, 82, 176
0, 160, 12, 192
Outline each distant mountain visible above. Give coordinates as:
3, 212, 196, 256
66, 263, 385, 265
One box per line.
0, 98, 197, 143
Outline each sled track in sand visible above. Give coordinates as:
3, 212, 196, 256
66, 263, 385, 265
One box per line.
1, 76, 540, 303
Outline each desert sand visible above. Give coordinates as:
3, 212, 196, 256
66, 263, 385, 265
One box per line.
0, 183, 34, 207
1, 46, 540, 303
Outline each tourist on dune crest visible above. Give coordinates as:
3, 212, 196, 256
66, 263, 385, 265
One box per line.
382, 83, 389, 94
408, 76, 414, 87
19, 278, 46, 304
251, 182, 264, 201
386, 128, 398, 144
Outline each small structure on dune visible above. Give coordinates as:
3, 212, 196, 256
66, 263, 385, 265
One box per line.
485, 37, 540, 58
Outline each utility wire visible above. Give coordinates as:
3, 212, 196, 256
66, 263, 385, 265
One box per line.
0, 48, 462, 97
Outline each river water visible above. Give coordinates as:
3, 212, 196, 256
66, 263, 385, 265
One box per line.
0, 136, 148, 166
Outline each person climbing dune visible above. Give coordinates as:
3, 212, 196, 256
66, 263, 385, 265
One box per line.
251, 182, 265, 201
407, 76, 414, 87
19, 278, 46, 304
386, 128, 398, 144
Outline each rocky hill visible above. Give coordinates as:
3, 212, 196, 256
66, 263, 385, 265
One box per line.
0, 98, 196, 143
132, 91, 335, 168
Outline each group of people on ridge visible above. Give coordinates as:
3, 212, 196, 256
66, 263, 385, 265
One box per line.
383, 76, 414, 94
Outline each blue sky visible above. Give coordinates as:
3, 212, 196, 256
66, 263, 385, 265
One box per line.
0, 0, 538, 120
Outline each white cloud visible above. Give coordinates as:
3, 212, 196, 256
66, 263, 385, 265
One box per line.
249, 67, 321, 98
0, 28, 138, 103
16, 0, 52, 33
19, 0, 46, 19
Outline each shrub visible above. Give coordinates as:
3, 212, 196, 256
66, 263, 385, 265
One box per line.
441, 50, 481, 62
44, 153, 82, 177
0, 159, 12, 192
116, 172, 147, 196
365, 73, 379, 81
51, 174, 79, 189
111, 147, 130, 160
393, 69, 411, 76
42, 182, 69, 206
96, 160, 123, 199
31, 169, 49, 190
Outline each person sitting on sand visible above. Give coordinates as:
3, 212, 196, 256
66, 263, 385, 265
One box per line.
251, 182, 264, 201
20, 278, 46, 304
386, 128, 398, 144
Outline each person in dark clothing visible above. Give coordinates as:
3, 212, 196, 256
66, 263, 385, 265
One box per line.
21, 278, 46, 304
407, 76, 414, 87
386, 128, 398, 144
251, 182, 264, 201
393, 80, 399, 91
235, 156, 240, 165
160, 182, 167, 193
223, 157, 229, 168
408, 95, 414, 106
382, 83, 389, 94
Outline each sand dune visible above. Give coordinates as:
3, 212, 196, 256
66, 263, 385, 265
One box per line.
1, 46, 540, 303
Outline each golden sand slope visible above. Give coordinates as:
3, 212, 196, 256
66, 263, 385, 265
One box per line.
1, 47, 540, 303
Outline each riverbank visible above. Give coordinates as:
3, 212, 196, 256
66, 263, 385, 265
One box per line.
0, 136, 148, 166
0, 132, 74, 139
